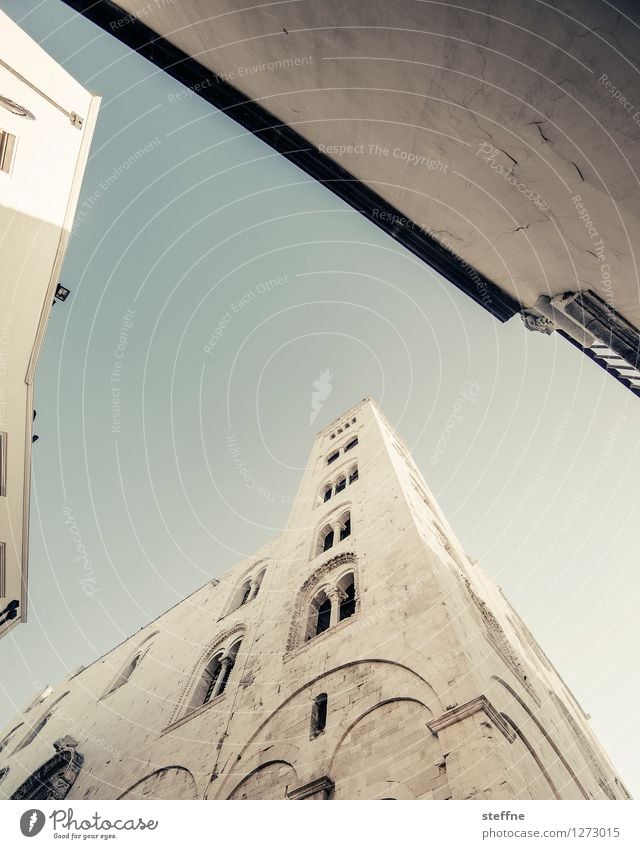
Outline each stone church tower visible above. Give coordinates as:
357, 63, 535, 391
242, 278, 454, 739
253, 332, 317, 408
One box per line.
0, 399, 630, 800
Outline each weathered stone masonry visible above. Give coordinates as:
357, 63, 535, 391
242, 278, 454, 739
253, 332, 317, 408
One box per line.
0, 399, 630, 800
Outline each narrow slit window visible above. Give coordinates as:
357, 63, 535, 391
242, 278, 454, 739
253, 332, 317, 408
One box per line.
349, 466, 358, 484
311, 693, 328, 737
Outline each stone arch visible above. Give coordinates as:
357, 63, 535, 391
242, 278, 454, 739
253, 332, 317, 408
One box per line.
330, 699, 447, 800
101, 631, 158, 700
10, 737, 83, 800
169, 624, 245, 724
311, 503, 353, 559
501, 713, 560, 799
491, 676, 588, 799
117, 766, 198, 800
223, 564, 268, 618
210, 660, 442, 799
227, 760, 298, 800
286, 552, 358, 651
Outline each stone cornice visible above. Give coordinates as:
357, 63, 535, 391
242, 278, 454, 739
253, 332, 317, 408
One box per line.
288, 775, 335, 800
427, 695, 516, 743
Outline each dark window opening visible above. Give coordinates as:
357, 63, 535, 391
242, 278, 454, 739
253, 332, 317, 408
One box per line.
339, 517, 351, 541
339, 581, 356, 621
311, 693, 328, 737
327, 451, 339, 465
349, 468, 358, 484
202, 659, 223, 704
335, 477, 346, 493
240, 582, 252, 607
316, 598, 331, 635
323, 486, 332, 502
323, 529, 334, 551
344, 437, 358, 452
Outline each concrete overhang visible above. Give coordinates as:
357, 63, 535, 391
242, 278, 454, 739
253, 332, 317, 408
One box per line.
63, 0, 640, 390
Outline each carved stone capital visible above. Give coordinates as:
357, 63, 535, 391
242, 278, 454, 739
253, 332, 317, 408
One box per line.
520, 309, 555, 335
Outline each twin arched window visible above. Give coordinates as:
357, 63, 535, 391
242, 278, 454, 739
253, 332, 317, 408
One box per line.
305, 572, 357, 641
225, 568, 266, 616
321, 465, 358, 504
189, 638, 242, 711
325, 435, 359, 465
102, 632, 157, 699
316, 511, 351, 557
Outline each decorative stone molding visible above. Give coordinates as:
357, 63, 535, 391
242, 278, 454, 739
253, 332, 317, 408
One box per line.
10, 738, 83, 801
427, 695, 516, 743
464, 579, 540, 705
288, 775, 335, 800
285, 553, 357, 653
520, 309, 555, 335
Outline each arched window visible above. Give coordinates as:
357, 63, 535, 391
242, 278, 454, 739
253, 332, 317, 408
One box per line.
349, 465, 358, 484
311, 693, 328, 738
13, 693, 69, 754
102, 632, 156, 699
305, 590, 332, 640
0, 723, 23, 754
190, 639, 242, 711
323, 484, 332, 503
344, 437, 358, 452
225, 568, 266, 617
200, 652, 224, 705
339, 512, 351, 541
320, 525, 334, 552
334, 474, 346, 494
338, 573, 356, 621
288, 554, 359, 651
10, 737, 83, 801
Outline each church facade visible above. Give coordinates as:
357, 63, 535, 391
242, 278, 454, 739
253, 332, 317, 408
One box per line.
0, 399, 629, 800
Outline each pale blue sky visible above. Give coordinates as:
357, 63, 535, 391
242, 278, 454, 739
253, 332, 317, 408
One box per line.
1, 0, 639, 795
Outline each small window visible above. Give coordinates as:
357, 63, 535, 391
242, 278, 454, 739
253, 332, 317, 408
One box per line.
0, 131, 16, 175
335, 476, 346, 494
344, 437, 358, 452
311, 693, 328, 737
323, 529, 335, 552
349, 467, 358, 484
0, 431, 6, 496
327, 451, 339, 465
323, 486, 332, 503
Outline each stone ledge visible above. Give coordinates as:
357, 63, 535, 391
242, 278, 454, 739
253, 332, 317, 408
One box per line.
427, 695, 516, 743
